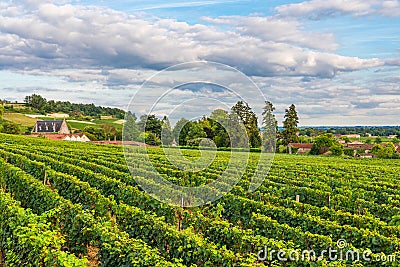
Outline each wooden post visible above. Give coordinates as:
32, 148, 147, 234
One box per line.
327, 195, 331, 206
296, 195, 300, 202
43, 170, 47, 185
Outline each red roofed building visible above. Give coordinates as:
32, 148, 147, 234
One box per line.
288, 143, 313, 154
31, 134, 90, 142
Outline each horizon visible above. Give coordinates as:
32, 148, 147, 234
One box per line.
0, 0, 399, 126
3, 95, 400, 128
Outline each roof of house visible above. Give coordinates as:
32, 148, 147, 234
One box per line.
288, 143, 313, 149
345, 143, 374, 150
34, 120, 65, 133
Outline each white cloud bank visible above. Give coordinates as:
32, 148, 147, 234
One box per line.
0, 1, 388, 78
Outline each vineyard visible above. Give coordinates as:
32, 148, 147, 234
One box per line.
1, 133, 400, 266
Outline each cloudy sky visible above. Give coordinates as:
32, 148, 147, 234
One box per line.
0, 0, 399, 126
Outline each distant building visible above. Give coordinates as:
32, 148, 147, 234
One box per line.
100, 115, 113, 119
31, 134, 90, 142
288, 143, 313, 154
388, 135, 398, 139
357, 153, 375, 159
33, 120, 70, 134
343, 134, 361, 139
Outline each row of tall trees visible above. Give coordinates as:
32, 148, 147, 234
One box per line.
123, 101, 299, 148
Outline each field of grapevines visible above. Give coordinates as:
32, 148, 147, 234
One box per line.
1, 133, 400, 266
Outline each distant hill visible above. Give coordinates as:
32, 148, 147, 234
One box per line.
3, 94, 125, 119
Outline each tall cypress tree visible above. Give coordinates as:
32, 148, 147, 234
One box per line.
261, 101, 277, 152
231, 101, 261, 148
161, 116, 173, 145
282, 104, 299, 146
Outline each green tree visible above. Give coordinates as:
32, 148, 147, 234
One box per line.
371, 144, 382, 155
281, 104, 299, 146
261, 101, 277, 152
138, 114, 162, 138
83, 126, 105, 141
310, 133, 337, 155
210, 109, 230, 147
100, 123, 117, 141
340, 136, 350, 143
375, 137, 382, 144
144, 132, 161, 146
231, 101, 261, 148
161, 116, 173, 145
377, 143, 396, 159
123, 112, 140, 141
173, 118, 189, 146
0, 121, 20, 134
0, 103, 4, 119
226, 113, 248, 148
24, 94, 47, 111
185, 121, 206, 145
344, 148, 355, 157
330, 143, 344, 156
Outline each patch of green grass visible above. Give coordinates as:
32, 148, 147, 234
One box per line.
2, 113, 37, 127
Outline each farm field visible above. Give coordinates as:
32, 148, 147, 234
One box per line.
0, 133, 400, 266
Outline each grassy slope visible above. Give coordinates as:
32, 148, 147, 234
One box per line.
2, 113, 37, 127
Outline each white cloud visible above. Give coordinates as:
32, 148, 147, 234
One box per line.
276, 0, 400, 19
0, 1, 386, 78
202, 15, 338, 51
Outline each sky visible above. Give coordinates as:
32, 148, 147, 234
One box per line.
0, 0, 399, 126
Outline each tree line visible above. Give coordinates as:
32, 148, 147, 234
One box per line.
23, 94, 125, 119
122, 101, 300, 149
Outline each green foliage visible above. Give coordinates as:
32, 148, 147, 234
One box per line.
138, 114, 162, 138
261, 101, 277, 152
389, 215, 400, 226
0, 121, 21, 134
344, 148, 355, 157
231, 101, 261, 148
186, 137, 214, 147
0, 191, 88, 267
0, 103, 4, 119
23, 94, 125, 118
144, 132, 161, 146
123, 111, 140, 141
330, 143, 344, 156
2, 133, 400, 266
340, 136, 350, 143
371, 144, 382, 155
100, 123, 117, 140
310, 133, 337, 155
186, 121, 206, 142
376, 143, 396, 159
83, 126, 105, 141
281, 104, 299, 145
172, 118, 190, 146
161, 116, 173, 145
24, 94, 47, 111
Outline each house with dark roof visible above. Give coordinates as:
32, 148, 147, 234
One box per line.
32, 119, 70, 134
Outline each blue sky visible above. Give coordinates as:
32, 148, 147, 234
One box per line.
0, 0, 399, 126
